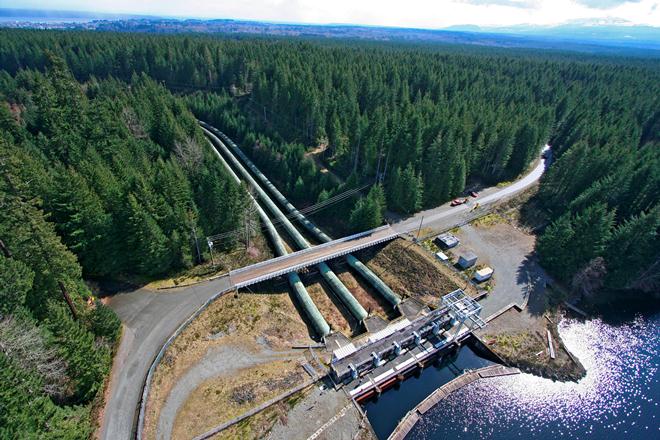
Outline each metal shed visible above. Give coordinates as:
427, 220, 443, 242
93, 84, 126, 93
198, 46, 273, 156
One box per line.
435, 232, 459, 249
474, 267, 494, 282
458, 251, 478, 269
435, 251, 450, 262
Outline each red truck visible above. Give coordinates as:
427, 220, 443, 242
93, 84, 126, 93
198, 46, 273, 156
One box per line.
450, 198, 469, 207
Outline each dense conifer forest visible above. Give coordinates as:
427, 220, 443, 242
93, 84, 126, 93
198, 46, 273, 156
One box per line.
0, 28, 658, 437
0, 52, 248, 436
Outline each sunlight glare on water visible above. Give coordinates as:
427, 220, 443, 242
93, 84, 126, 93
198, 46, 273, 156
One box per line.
410, 314, 660, 439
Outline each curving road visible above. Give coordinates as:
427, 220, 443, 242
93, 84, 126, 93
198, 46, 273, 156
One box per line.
393, 147, 549, 235
99, 279, 230, 440
98, 144, 549, 440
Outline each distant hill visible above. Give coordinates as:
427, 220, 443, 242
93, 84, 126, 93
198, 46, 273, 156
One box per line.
0, 8, 150, 21
448, 19, 660, 50
1, 9, 658, 56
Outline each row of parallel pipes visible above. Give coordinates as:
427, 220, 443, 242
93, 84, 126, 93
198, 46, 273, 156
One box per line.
205, 138, 331, 337
202, 126, 369, 324
200, 122, 401, 308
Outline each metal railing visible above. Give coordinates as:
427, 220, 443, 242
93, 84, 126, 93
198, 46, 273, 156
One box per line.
231, 227, 399, 288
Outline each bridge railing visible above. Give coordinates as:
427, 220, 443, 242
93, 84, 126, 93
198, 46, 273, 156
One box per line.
234, 238, 399, 288
229, 225, 396, 279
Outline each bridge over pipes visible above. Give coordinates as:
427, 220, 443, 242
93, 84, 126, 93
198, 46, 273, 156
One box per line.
227, 225, 399, 288
201, 121, 402, 310
203, 125, 371, 323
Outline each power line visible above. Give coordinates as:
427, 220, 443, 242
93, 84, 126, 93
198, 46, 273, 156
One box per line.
206, 182, 371, 243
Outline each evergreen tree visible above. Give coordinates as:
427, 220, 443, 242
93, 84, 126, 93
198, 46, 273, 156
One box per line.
0, 255, 34, 316
317, 189, 330, 204
88, 300, 122, 343
0, 353, 60, 438
349, 185, 385, 232
48, 168, 113, 277
604, 207, 660, 291
396, 164, 423, 214
537, 214, 575, 281
0, 138, 87, 318
45, 303, 111, 403
570, 203, 615, 274
125, 193, 172, 276
538, 204, 615, 282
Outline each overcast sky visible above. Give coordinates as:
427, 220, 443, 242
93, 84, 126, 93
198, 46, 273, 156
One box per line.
3, 0, 660, 27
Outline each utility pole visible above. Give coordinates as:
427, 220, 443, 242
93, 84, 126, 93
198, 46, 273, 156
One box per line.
242, 188, 259, 252
415, 215, 424, 242
244, 208, 257, 250
186, 207, 201, 264
375, 150, 383, 185
191, 225, 202, 264
353, 137, 360, 175
207, 239, 216, 267
0, 238, 11, 258
383, 145, 391, 183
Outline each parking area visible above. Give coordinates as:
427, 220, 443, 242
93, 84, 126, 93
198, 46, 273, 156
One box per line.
450, 220, 551, 319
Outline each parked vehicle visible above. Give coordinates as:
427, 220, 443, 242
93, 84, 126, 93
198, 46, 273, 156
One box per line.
451, 198, 470, 206
469, 191, 479, 198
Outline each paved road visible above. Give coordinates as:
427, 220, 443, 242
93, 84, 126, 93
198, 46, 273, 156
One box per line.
99, 278, 230, 440
99, 148, 549, 440
392, 148, 549, 235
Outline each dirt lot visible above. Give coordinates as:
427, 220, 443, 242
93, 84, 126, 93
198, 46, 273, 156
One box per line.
172, 359, 304, 439
452, 219, 547, 319
142, 289, 313, 440
357, 238, 477, 307
463, 203, 585, 382
222, 383, 374, 440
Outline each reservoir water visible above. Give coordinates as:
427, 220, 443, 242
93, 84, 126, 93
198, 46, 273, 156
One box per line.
363, 310, 659, 439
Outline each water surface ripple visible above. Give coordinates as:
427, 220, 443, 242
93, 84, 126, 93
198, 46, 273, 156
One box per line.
410, 314, 659, 439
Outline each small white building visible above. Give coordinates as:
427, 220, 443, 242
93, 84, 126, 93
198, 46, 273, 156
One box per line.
435, 251, 449, 262
474, 267, 494, 282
